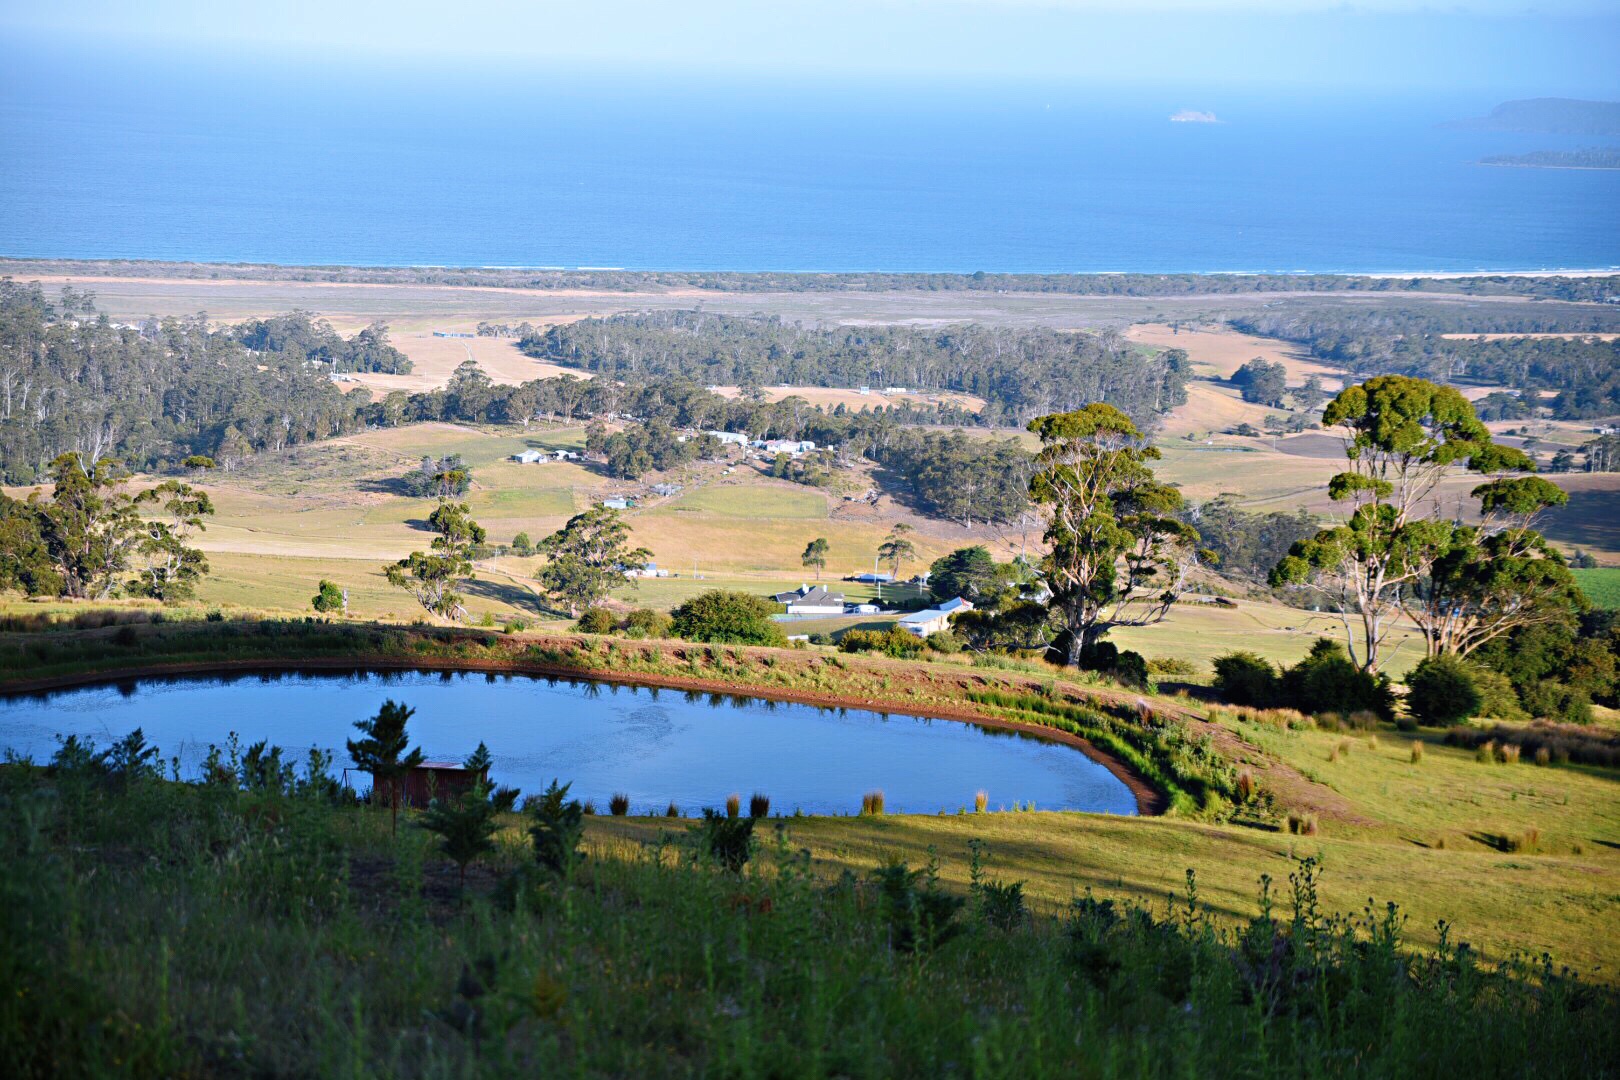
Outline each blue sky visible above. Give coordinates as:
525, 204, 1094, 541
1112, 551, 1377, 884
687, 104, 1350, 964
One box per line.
3, 1, 1617, 95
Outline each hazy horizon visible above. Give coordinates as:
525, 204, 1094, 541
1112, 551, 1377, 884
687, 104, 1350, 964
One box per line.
3, 1, 1619, 98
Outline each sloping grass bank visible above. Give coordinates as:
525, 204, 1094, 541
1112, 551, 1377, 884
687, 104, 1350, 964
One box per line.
4, 755, 1616, 1078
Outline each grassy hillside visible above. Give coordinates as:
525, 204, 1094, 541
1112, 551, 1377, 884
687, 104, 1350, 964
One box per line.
1574, 567, 1620, 610
5, 740, 1617, 1078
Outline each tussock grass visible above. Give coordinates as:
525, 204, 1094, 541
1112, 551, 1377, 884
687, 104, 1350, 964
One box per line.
1447, 722, 1620, 768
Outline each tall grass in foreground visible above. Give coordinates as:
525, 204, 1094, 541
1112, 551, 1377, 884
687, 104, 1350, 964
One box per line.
1, 744, 1616, 1078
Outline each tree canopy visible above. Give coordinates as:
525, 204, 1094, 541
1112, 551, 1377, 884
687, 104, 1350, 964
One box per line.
536, 507, 650, 617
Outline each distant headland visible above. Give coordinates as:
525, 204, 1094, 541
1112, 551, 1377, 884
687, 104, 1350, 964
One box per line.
1449, 98, 1620, 136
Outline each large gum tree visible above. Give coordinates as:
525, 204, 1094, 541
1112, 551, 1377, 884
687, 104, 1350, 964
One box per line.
1027, 404, 1203, 667
1271, 375, 1549, 672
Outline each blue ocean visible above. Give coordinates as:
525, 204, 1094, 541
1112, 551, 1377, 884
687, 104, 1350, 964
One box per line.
1, 47, 1616, 273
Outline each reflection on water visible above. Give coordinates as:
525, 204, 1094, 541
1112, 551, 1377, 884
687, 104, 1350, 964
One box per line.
0, 669, 1137, 816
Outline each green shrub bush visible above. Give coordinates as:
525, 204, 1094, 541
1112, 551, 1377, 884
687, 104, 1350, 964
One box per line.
575, 608, 617, 634
1280, 639, 1394, 721
1406, 654, 1482, 726
1213, 651, 1279, 707
670, 591, 787, 647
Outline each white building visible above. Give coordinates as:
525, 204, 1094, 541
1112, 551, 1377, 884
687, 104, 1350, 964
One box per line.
511, 449, 547, 464
771, 584, 846, 616
758, 439, 817, 456
898, 597, 974, 637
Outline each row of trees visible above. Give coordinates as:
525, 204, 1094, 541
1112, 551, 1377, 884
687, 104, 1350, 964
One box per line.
1228, 306, 1620, 418
519, 311, 1191, 428
89, 259, 1612, 299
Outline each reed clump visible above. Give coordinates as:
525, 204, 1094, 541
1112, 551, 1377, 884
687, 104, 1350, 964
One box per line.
974, 790, 988, 814
1410, 740, 1424, 764
749, 792, 770, 819
861, 790, 886, 816
725, 793, 741, 819
1286, 811, 1318, 836
609, 792, 630, 816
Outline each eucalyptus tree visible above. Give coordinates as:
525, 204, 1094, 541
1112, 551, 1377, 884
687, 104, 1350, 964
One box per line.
129, 480, 214, 601
536, 506, 650, 617
385, 500, 486, 621
1026, 404, 1203, 667
801, 537, 829, 580
1271, 376, 1542, 672
877, 524, 917, 579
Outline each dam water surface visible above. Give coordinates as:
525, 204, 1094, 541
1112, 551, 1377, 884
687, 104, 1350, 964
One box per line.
0, 669, 1138, 816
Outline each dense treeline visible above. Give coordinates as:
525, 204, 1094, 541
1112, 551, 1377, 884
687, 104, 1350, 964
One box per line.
519, 311, 1190, 427
8, 258, 1616, 301
1229, 306, 1620, 418
232, 311, 412, 374
1180, 499, 1319, 582
0, 282, 380, 483
870, 431, 1032, 526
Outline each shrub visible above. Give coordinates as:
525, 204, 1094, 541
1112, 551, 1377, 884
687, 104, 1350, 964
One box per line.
576, 608, 617, 634
609, 792, 630, 816
1212, 652, 1280, 707
861, 790, 886, 815
841, 627, 923, 658
622, 608, 673, 639
665, 800, 681, 817
1280, 639, 1394, 721
725, 792, 741, 819
311, 579, 345, 614
502, 618, 528, 634
872, 860, 964, 952
1410, 740, 1424, 764
1406, 654, 1482, 726
670, 591, 787, 647
978, 880, 1028, 931
1471, 665, 1530, 722
924, 631, 961, 654
1147, 656, 1202, 682
1345, 710, 1381, 731
699, 808, 755, 872
1476, 740, 1497, 764
974, 790, 988, 814
748, 792, 770, 818
1499, 743, 1521, 764
525, 779, 585, 878
1519, 680, 1593, 725
1286, 811, 1318, 835
1534, 746, 1551, 766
